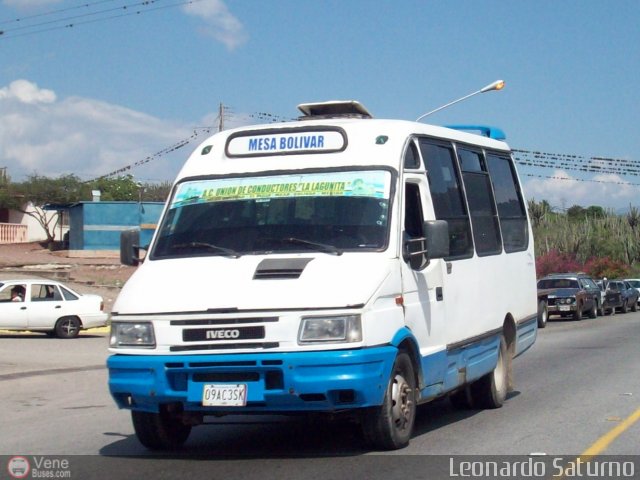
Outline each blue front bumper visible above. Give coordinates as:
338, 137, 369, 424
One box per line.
108, 347, 397, 414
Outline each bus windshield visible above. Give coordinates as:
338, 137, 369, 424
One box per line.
151, 169, 392, 259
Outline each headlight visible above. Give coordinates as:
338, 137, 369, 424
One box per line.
298, 315, 362, 344
110, 321, 156, 348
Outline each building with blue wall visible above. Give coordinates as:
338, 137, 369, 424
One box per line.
67, 201, 164, 251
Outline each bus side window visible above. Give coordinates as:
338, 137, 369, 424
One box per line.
404, 182, 427, 270
459, 148, 502, 256
403, 141, 420, 169
419, 140, 473, 259
485, 153, 529, 252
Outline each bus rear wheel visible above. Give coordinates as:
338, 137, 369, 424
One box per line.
362, 351, 416, 450
470, 336, 508, 409
132, 409, 192, 450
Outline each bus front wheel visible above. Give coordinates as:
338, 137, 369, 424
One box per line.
131, 409, 192, 450
362, 351, 416, 450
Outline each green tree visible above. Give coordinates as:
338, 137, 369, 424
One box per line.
85, 175, 140, 201
2, 174, 84, 246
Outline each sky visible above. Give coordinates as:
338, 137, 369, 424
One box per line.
0, 0, 639, 210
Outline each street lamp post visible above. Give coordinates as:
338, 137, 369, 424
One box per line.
415, 79, 505, 122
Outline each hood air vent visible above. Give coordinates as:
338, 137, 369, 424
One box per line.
253, 258, 313, 280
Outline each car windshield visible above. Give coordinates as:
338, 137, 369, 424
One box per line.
151, 169, 392, 259
537, 279, 580, 289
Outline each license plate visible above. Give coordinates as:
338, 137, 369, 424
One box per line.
202, 384, 247, 407
559, 305, 570, 311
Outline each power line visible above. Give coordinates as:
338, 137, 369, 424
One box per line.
88, 125, 214, 182
521, 172, 640, 187
0, 0, 161, 35
0, 0, 207, 40
0, 0, 117, 26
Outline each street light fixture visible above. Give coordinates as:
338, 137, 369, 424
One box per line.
415, 79, 505, 122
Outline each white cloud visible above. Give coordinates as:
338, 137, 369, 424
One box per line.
0, 79, 201, 182
182, 0, 248, 50
522, 169, 637, 211
0, 79, 56, 104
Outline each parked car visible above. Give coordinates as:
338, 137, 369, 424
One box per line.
536, 273, 601, 320
595, 279, 621, 315
0, 278, 108, 338
624, 278, 640, 305
607, 280, 639, 313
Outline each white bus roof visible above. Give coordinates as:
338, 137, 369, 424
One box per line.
176, 104, 511, 181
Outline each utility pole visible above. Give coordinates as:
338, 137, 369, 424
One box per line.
218, 103, 224, 132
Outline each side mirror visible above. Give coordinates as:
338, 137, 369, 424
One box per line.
120, 229, 142, 266
423, 220, 449, 259
403, 220, 450, 270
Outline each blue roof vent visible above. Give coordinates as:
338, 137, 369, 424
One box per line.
444, 125, 506, 140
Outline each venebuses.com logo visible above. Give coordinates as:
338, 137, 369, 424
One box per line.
6, 455, 71, 478
7, 456, 30, 479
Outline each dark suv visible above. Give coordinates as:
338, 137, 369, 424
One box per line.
537, 273, 601, 321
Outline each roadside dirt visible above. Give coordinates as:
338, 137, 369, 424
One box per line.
0, 242, 135, 312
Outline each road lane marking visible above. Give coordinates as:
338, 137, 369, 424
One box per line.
580, 407, 640, 458
553, 407, 640, 478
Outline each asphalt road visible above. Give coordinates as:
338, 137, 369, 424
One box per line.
1, 313, 639, 479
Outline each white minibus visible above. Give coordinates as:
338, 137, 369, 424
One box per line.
108, 100, 538, 450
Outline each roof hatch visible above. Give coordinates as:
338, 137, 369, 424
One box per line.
297, 100, 372, 120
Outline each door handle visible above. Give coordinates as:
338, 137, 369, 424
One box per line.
20, 306, 27, 310
55, 305, 61, 309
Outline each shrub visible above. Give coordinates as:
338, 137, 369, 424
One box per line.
535, 250, 582, 278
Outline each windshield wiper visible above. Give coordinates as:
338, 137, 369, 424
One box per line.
171, 242, 242, 258
283, 237, 343, 256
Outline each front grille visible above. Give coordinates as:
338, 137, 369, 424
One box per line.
171, 317, 278, 326
170, 342, 279, 352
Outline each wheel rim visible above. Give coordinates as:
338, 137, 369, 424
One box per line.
390, 373, 414, 432
61, 319, 79, 336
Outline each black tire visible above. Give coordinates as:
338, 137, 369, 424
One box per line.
362, 352, 416, 450
597, 300, 604, 317
132, 410, 192, 450
54, 316, 81, 338
470, 336, 508, 409
620, 300, 628, 314
632, 301, 638, 313
449, 387, 474, 409
588, 301, 597, 319
537, 300, 548, 328
573, 304, 583, 321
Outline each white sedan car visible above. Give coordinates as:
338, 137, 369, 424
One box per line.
0, 278, 108, 338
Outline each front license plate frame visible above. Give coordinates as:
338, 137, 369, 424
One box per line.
202, 384, 247, 407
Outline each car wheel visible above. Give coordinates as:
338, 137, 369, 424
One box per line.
621, 300, 628, 314
597, 301, 604, 316
54, 316, 81, 339
588, 301, 597, 319
632, 301, 638, 313
573, 304, 583, 321
470, 336, 508, 409
132, 410, 192, 450
362, 351, 416, 450
537, 300, 548, 328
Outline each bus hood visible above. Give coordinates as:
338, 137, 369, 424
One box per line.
113, 254, 395, 314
